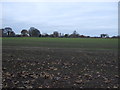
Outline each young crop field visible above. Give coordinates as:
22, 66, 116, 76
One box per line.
2, 37, 118, 49
2, 37, 119, 88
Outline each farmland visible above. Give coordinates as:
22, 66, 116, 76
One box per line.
2, 37, 119, 88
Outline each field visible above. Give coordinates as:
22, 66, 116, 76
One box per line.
2, 37, 119, 88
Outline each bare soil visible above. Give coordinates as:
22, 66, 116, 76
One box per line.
2, 46, 119, 88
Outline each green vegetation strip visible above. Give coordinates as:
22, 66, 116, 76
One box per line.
2, 37, 118, 50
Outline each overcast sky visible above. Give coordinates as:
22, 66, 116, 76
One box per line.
1, 2, 118, 36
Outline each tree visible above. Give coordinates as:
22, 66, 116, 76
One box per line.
64, 34, 69, 37
49, 34, 54, 37
2, 27, 16, 37
9, 31, 15, 37
100, 34, 109, 38
73, 30, 77, 35
53, 31, 59, 37
4, 27, 12, 36
0, 29, 5, 37
42, 33, 49, 37
29, 27, 40, 37
21, 29, 28, 37
70, 30, 79, 38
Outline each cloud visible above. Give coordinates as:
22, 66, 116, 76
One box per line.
0, 0, 119, 2
1, 2, 118, 36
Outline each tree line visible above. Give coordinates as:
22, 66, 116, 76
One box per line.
0, 27, 119, 38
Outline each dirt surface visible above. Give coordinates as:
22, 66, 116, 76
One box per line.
2, 46, 119, 88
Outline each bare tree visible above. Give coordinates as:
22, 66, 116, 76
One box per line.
70, 30, 79, 38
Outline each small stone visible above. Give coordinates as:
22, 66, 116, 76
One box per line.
26, 85, 33, 88
75, 80, 83, 84
18, 87, 24, 88
113, 86, 118, 88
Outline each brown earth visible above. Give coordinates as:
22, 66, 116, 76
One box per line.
2, 46, 119, 88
